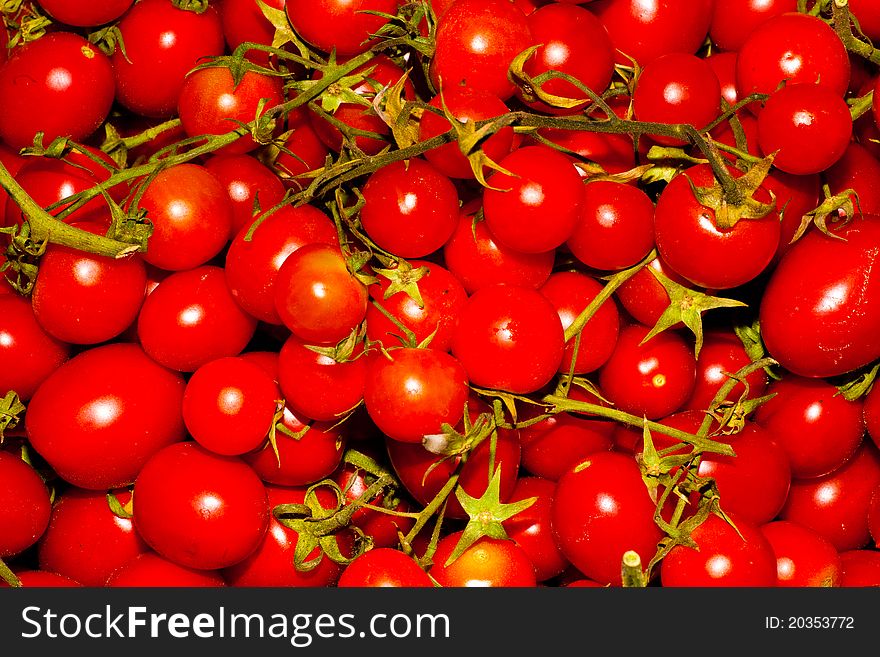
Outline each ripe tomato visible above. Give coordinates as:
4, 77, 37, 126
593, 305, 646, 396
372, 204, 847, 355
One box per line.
825, 143, 880, 218
866, 383, 880, 450
219, 0, 287, 66
614, 256, 693, 327
360, 158, 459, 258
273, 118, 329, 189
709, 0, 796, 52
36, 0, 134, 26
760, 520, 841, 588
37, 488, 148, 587
243, 418, 346, 487
0, 33, 114, 150
134, 442, 269, 570
451, 284, 565, 394
284, 0, 396, 56
654, 163, 781, 289
838, 550, 880, 587
107, 553, 226, 587
765, 168, 821, 260
502, 477, 569, 582
0, 452, 51, 558
430, 0, 532, 101
338, 548, 433, 587
273, 243, 368, 345
0, 295, 70, 401
552, 451, 663, 586
760, 216, 880, 378
755, 375, 865, 479
598, 324, 696, 420
203, 154, 286, 236
183, 357, 279, 456
483, 146, 585, 254
113, 0, 225, 118
32, 222, 147, 345
684, 330, 768, 413
26, 343, 186, 490
364, 348, 469, 443
137, 266, 258, 372
430, 532, 537, 587
567, 180, 655, 271
660, 513, 777, 587
850, 0, 880, 41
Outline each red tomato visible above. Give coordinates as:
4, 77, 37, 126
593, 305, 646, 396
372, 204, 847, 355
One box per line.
709, 0, 796, 52
274, 114, 329, 189
37, 488, 148, 587
483, 146, 585, 254
850, 0, 880, 41
685, 330, 768, 413
0, 452, 51, 558
219, 0, 287, 66
338, 548, 433, 587
36, 0, 134, 26
203, 154, 286, 236
598, 324, 696, 420
780, 443, 880, 551
107, 553, 226, 587
502, 477, 569, 582
660, 513, 777, 587
654, 163, 781, 289
243, 418, 346, 487
360, 159, 459, 258
760, 520, 842, 588
567, 180, 655, 271
765, 169, 822, 260
614, 256, 693, 327
430, 0, 532, 101
451, 284, 565, 394
866, 383, 880, 450
364, 348, 469, 443
430, 532, 537, 587
134, 442, 269, 570
839, 550, 880, 587
0, 295, 70, 401
760, 216, 880, 378
824, 142, 880, 218
0, 33, 114, 150
536, 125, 636, 176
273, 243, 368, 345
539, 271, 620, 375
25, 343, 186, 490
284, 0, 396, 56
113, 0, 225, 118
755, 375, 865, 479
552, 451, 663, 586
138, 266, 258, 372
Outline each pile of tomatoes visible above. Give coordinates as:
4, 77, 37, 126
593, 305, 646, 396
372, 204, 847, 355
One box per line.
1, 0, 880, 589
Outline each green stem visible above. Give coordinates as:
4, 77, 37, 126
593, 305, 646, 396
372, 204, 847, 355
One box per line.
0, 558, 20, 588
119, 118, 183, 151
833, 0, 880, 65
849, 89, 874, 121
621, 551, 646, 588
403, 472, 461, 545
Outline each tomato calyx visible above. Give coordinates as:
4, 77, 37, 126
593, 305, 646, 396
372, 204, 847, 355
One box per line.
0, 390, 25, 443
790, 186, 860, 244
686, 153, 777, 230
86, 25, 127, 59
2, 1, 51, 50
509, 45, 601, 111
833, 360, 880, 401
171, 0, 210, 15
372, 71, 422, 149
305, 323, 369, 364
106, 489, 134, 520
0, 222, 44, 294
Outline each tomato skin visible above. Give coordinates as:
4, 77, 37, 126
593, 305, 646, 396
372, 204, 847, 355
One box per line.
502, 477, 569, 582
765, 169, 821, 260
333, 461, 415, 548
225, 205, 338, 325
219, 0, 286, 66
451, 284, 565, 394
539, 271, 620, 375
590, 0, 714, 66
866, 383, 880, 450
338, 548, 433, 587
243, 419, 346, 487
107, 553, 226, 587
223, 486, 347, 587
552, 452, 663, 586
568, 181, 655, 271
483, 146, 585, 254
825, 142, 880, 218
709, 0, 796, 52
178, 67, 285, 155
203, 154, 286, 236
660, 514, 777, 587
760, 520, 841, 587
760, 216, 880, 379
780, 443, 880, 551
615, 256, 692, 327
360, 159, 459, 258
736, 12, 850, 101
654, 163, 780, 290
0, 295, 70, 401
755, 376, 865, 479
26, 343, 186, 490
274, 119, 329, 189
599, 324, 696, 420
183, 357, 279, 456
138, 266, 258, 373
285, 0, 396, 55
32, 223, 147, 345
685, 331, 768, 413
430, 532, 537, 587
134, 442, 269, 570
757, 84, 852, 176
430, 0, 532, 101
0, 33, 114, 150
364, 348, 469, 444
274, 243, 369, 345
0, 452, 51, 558
442, 210, 554, 294
113, 0, 225, 118
36, 0, 134, 26
37, 488, 148, 587
839, 550, 880, 587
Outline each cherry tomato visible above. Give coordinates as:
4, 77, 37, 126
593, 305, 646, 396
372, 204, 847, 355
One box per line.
107, 553, 226, 587
451, 284, 565, 394
850, 0, 880, 41
35, 0, 134, 27
430, 532, 537, 587
709, 0, 796, 52
866, 383, 880, 450
825, 142, 880, 218
284, 0, 396, 56
138, 266, 258, 372
203, 154, 286, 236
26, 343, 186, 489
685, 330, 768, 413
0, 452, 51, 558
0, 295, 70, 401
765, 169, 821, 260
614, 256, 693, 327
243, 418, 346, 487
502, 477, 569, 582
760, 520, 842, 588
0, 33, 114, 150
37, 488, 148, 587
274, 111, 330, 188
536, 125, 636, 176
338, 548, 433, 587
838, 550, 880, 587
219, 0, 287, 66
552, 451, 663, 586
